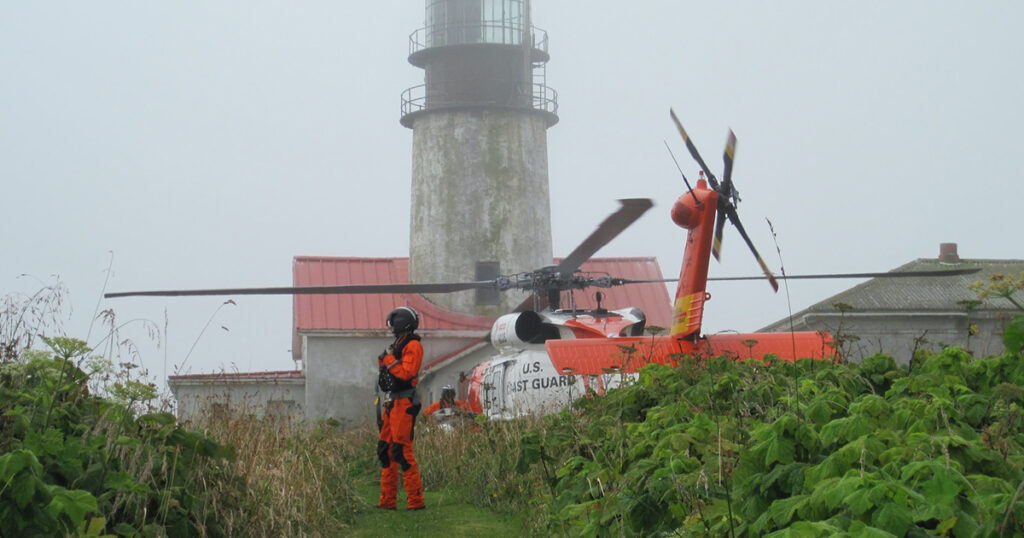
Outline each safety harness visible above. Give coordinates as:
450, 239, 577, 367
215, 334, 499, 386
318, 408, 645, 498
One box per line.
375, 333, 422, 428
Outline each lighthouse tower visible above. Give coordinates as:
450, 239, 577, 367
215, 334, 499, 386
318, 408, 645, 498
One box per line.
401, 0, 558, 315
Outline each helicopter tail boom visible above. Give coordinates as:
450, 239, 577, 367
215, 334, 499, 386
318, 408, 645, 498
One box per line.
545, 331, 835, 376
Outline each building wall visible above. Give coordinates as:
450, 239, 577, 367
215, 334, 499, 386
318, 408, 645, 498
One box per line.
302, 332, 489, 426
419, 345, 495, 406
788, 311, 1013, 363
303, 336, 381, 427
171, 379, 305, 423
409, 109, 552, 315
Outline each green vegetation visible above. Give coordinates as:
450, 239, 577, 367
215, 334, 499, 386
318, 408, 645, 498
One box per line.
6, 280, 1024, 536
348, 467, 525, 537
494, 351, 1024, 536
0, 286, 359, 537
971, 272, 1024, 355
0, 340, 364, 536
1, 336, 237, 537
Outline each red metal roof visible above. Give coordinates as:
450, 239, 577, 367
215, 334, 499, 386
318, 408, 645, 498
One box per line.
292, 257, 497, 332
292, 256, 673, 358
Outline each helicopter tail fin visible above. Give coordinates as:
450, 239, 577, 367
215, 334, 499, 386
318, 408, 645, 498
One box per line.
669, 291, 706, 338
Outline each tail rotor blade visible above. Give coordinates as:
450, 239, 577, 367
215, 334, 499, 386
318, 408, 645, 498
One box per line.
723, 206, 779, 292
669, 109, 719, 189
712, 130, 738, 262
721, 130, 736, 190
712, 211, 727, 261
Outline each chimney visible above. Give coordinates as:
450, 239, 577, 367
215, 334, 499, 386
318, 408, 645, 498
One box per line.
939, 243, 960, 263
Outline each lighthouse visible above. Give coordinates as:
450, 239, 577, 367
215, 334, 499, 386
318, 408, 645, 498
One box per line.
401, 0, 558, 315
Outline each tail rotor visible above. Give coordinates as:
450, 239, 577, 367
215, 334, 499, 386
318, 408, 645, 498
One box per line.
670, 109, 779, 291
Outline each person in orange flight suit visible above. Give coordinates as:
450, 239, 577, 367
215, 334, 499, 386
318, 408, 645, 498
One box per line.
423, 385, 474, 421
375, 306, 426, 511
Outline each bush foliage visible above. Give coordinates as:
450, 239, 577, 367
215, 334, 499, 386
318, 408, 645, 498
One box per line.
415, 349, 1024, 536
0, 336, 358, 537
1, 282, 361, 537
0, 337, 238, 537
505, 350, 1024, 536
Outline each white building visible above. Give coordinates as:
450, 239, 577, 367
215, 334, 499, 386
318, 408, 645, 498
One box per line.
169, 370, 305, 423
760, 243, 1022, 363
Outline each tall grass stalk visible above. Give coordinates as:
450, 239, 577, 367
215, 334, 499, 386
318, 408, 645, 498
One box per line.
192, 407, 361, 537
413, 414, 558, 533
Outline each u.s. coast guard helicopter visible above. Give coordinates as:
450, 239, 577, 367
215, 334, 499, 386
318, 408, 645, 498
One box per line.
106, 110, 978, 420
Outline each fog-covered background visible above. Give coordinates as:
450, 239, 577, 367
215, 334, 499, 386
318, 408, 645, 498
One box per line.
3, 2, 1019, 386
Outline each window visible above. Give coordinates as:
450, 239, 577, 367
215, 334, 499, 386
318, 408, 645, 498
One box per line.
426, 0, 524, 47
482, 0, 522, 44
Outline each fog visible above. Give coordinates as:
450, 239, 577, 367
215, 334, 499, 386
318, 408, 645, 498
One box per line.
2, 2, 1019, 387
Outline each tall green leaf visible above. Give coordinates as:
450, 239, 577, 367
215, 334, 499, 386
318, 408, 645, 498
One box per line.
1004, 313, 1024, 354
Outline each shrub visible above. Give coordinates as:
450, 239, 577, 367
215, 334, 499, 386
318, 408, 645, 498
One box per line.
501, 349, 1024, 536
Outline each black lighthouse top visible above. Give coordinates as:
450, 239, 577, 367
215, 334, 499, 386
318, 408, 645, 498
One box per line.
401, 0, 558, 128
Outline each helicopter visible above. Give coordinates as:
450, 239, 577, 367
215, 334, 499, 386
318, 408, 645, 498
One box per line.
107, 109, 979, 421
445, 110, 976, 420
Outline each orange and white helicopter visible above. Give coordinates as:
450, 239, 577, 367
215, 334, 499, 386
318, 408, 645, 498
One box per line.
107, 110, 978, 421
458, 110, 829, 419
449, 110, 976, 420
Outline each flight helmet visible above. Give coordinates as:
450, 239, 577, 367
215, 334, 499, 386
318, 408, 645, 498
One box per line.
386, 306, 419, 334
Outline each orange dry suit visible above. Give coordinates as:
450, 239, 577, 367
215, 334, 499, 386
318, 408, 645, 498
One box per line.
376, 333, 424, 510
424, 399, 474, 418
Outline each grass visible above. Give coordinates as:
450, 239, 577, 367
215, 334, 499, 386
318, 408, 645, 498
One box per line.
349, 473, 527, 537
196, 416, 532, 537
191, 409, 361, 537
2, 283, 537, 536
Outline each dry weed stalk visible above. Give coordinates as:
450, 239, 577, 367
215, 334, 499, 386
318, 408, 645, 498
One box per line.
191, 402, 358, 537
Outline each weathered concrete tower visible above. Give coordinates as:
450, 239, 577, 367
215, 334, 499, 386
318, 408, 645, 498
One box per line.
402, 0, 558, 315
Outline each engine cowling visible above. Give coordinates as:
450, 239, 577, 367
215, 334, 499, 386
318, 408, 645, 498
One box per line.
490, 311, 555, 351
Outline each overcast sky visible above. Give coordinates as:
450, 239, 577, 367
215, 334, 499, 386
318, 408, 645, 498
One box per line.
2, 2, 1021, 387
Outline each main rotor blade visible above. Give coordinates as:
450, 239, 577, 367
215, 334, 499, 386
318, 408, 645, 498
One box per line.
722, 205, 779, 291
707, 267, 983, 281
105, 281, 494, 298
614, 267, 981, 284
556, 198, 654, 275
669, 108, 719, 190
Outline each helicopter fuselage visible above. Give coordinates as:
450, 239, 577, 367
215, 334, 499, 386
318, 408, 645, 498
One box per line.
460, 179, 834, 419
462, 307, 644, 419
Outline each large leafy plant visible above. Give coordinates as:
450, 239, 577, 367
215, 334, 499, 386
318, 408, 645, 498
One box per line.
1, 337, 237, 537
515, 349, 1024, 536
